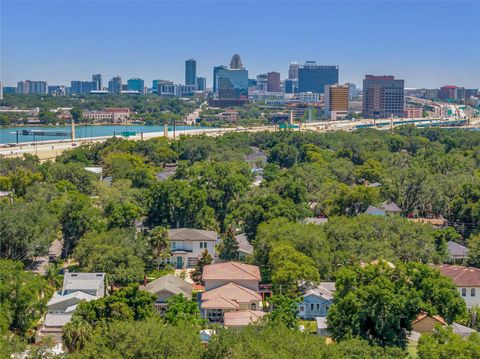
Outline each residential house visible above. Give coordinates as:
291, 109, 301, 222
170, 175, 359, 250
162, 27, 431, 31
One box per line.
235, 234, 253, 262
202, 261, 260, 291
36, 272, 106, 343
140, 274, 192, 313
447, 241, 468, 263
436, 265, 480, 308
412, 313, 447, 333
381, 201, 401, 215
167, 228, 217, 269
364, 202, 401, 216
200, 262, 262, 323
364, 205, 386, 216
298, 282, 335, 319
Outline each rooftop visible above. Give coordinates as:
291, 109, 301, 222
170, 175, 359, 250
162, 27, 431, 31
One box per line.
223, 310, 266, 327
140, 274, 191, 299
447, 241, 468, 258
436, 265, 480, 287
202, 262, 261, 281
235, 234, 253, 255
168, 228, 217, 242
202, 282, 261, 304
62, 272, 105, 297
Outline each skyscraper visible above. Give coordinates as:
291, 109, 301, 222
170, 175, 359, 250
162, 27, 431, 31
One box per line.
127, 78, 145, 93
288, 62, 299, 79
284, 79, 298, 94
267, 72, 281, 92
324, 84, 349, 120
362, 75, 404, 119
213, 65, 226, 93
185, 59, 197, 86
196, 77, 207, 91
210, 55, 248, 107
256, 74, 268, 91
298, 62, 339, 94
17, 80, 47, 94
108, 76, 122, 93
92, 74, 102, 91
70, 81, 96, 94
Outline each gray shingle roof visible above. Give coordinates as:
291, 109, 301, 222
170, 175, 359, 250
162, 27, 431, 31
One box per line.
141, 274, 192, 298
62, 272, 105, 297
381, 201, 402, 213
235, 234, 253, 255
365, 205, 386, 216
168, 228, 217, 241
447, 241, 468, 258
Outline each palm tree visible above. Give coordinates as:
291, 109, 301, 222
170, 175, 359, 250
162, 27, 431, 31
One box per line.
148, 226, 170, 270
63, 317, 92, 353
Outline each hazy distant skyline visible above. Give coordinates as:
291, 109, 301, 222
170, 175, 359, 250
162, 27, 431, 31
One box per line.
1, 0, 479, 89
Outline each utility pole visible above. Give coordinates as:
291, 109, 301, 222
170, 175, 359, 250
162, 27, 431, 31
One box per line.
71, 118, 76, 142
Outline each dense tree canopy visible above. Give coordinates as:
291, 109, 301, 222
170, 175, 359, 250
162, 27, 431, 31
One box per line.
327, 261, 465, 348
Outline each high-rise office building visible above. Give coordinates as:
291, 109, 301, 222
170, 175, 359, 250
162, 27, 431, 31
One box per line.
267, 72, 281, 92
196, 77, 207, 91
298, 62, 339, 94
285, 79, 298, 94
288, 62, 300, 79
185, 59, 197, 86
3, 86, 16, 94
48, 85, 66, 96
256, 74, 268, 91
17, 80, 47, 94
362, 75, 404, 119
346, 83, 357, 100
127, 78, 145, 93
210, 55, 249, 107
157, 80, 175, 96
324, 84, 349, 120
108, 76, 122, 93
213, 65, 226, 93
70, 81, 96, 94
92, 74, 102, 91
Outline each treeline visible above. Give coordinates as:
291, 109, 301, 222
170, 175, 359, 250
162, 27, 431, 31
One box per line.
1, 126, 480, 356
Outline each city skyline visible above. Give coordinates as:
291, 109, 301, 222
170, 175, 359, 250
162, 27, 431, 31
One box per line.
1, 1, 479, 88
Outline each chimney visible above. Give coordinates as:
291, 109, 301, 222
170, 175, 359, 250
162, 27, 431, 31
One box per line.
143, 274, 148, 286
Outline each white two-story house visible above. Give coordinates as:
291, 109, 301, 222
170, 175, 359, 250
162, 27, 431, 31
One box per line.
436, 265, 480, 308
168, 228, 217, 269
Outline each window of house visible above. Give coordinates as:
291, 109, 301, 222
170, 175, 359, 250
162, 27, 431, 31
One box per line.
462, 288, 467, 297
317, 304, 320, 310
311, 303, 314, 311
299, 305, 305, 312
171, 242, 176, 249
472, 288, 476, 297
251, 303, 256, 310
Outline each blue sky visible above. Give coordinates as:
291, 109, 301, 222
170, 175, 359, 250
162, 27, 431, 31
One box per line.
1, 0, 479, 89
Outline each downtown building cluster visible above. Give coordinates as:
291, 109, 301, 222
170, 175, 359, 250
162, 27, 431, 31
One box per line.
2, 54, 479, 120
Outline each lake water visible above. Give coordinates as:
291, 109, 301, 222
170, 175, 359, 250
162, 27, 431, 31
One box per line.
0, 124, 206, 144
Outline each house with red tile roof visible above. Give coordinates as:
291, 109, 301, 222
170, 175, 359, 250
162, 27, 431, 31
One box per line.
436, 265, 480, 308
200, 262, 262, 323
